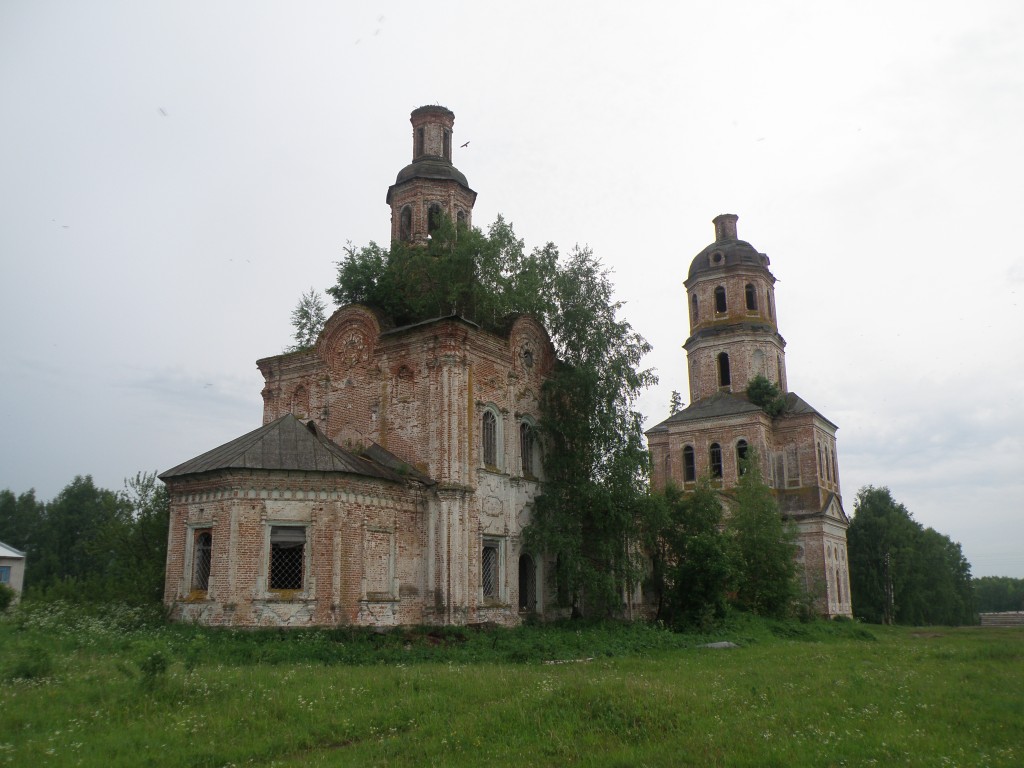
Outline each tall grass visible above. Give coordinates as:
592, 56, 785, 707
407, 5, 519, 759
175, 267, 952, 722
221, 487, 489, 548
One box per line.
1, 602, 1020, 767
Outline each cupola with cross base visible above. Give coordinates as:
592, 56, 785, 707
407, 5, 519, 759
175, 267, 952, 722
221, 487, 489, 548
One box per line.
684, 214, 788, 402
386, 106, 477, 244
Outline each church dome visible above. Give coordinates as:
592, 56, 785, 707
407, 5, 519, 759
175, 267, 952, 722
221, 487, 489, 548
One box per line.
393, 158, 471, 188
687, 214, 770, 279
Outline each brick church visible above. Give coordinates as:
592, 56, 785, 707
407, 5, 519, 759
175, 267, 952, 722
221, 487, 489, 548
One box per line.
645, 214, 853, 617
161, 106, 556, 627
161, 105, 852, 626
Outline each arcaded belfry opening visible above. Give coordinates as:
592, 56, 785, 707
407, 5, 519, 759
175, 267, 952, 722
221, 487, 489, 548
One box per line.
386, 105, 477, 244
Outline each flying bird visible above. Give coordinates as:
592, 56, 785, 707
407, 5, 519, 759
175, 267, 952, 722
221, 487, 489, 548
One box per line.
461, 141, 470, 148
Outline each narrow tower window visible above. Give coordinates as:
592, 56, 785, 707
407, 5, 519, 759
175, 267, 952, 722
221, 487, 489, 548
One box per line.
714, 285, 727, 313
767, 291, 774, 319
443, 129, 452, 161
717, 352, 731, 388
456, 208, 467, 226
428, 203, 442, 233
736, 439, 749, 476
415, 127, 425, 157
710, 443, 723, 478
691, 294, 699, 323
745, 283, 758, 311
400, 206, 412, 242
683, 445, 696, 482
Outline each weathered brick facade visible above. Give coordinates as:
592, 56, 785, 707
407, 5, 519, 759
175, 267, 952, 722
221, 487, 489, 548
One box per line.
162, 107, 555, 627
646, 215, 852, 617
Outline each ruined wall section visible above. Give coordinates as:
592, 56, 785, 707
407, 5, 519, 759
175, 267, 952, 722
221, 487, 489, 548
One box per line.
164, 468, 428, 628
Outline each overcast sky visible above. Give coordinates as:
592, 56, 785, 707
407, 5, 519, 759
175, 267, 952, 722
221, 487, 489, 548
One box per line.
1, 1, 1022, 578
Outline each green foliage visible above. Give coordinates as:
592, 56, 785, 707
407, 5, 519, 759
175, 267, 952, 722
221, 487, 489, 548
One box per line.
286, 287, 327, 351
746, 374, 786, 417
328, 216, 656, 618
848, 486, 974, 625
726, 453, 799, 617
3, 600, 1022, 767
654, 480, 732, 629
0, 582, 15, 611
527, 247, 656, 616
327, 216, 558, 332
1, 472, 169, 604
669, 389, 683, 415
974, 575, 1024, 612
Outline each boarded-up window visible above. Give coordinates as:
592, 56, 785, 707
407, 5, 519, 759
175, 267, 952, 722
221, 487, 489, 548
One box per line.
269, 526, 305, 591
785, 446, 800, 488
364, 529, 394, 599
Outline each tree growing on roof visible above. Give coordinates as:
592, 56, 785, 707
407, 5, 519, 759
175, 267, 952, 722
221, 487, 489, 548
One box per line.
327, 216, 657, 618
287, 288, 328, 352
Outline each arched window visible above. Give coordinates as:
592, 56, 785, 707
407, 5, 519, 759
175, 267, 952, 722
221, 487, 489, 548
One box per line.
683, 445, 696, 482
817, 443, 824, 480
193, 530, 212, 592
520, 421, 537, 478
443, 129, 452, 161
736, 439, 748, 476
745, 283, 758, 311
428, 203, 443, 233
831, 448, 838, 484
415, 127, 425, 157
710, 443, 723, 478
717, 352, 731, 387
482, 409, 498, 468
766, 290, 774, 319
456, 208, 467, 226
825, 449, 832, 485
714, 285, 727, 313
691, 294, 699, 323
400, 206, 412, 242
663, 452, 671, 480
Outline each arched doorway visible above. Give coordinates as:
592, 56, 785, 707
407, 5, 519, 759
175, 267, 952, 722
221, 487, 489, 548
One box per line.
518, 553, 536, 612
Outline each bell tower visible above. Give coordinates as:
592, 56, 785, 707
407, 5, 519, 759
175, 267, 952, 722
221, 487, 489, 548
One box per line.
386, 106, 477, 244
683, 214, 788, 403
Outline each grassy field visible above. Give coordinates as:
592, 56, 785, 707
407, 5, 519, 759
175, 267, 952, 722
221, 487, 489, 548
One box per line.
1, 603, 1021, 767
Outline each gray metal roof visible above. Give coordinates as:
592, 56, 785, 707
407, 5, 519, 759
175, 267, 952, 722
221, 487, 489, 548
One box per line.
646, 390, 836, 433
647, 392, 764, 433
0, 541, 25, 559
159, 414, 434, 484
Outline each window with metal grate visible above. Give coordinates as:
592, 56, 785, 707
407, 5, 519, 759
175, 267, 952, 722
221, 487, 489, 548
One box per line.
482, 541, 498, 599
269, 526, 305, 591
193, 530, 212, 591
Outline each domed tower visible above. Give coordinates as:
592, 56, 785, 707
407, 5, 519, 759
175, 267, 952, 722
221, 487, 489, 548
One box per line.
646, 213, 852, 618
386, 106, 477, 244
684, 214, 787, 403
